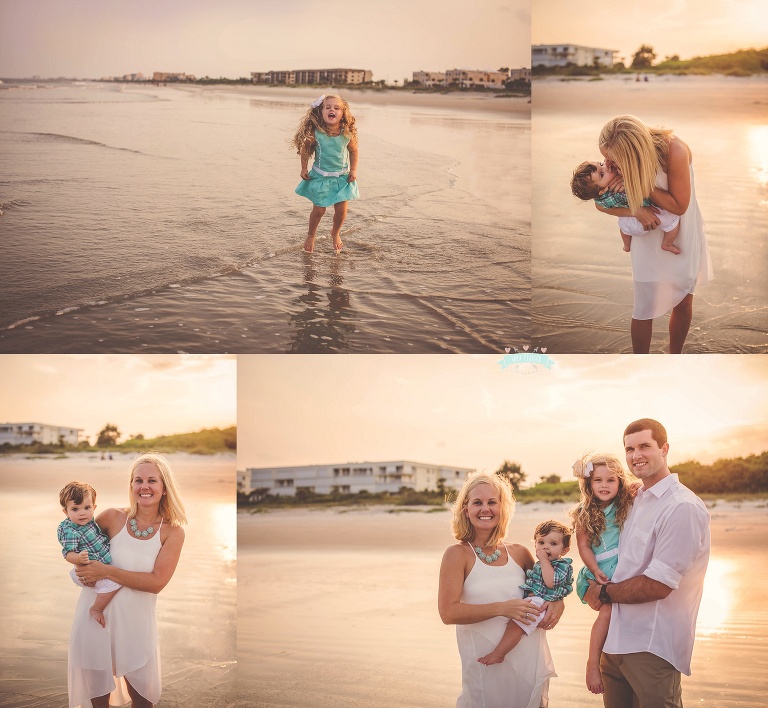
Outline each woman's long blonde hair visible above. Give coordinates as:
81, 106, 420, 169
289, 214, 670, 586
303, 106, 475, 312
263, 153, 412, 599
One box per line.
599, 115, 672, 214
291, 94, 358, 160
569, 454, 634, 547
128, 452, 187, 527
451, 472, 515, 548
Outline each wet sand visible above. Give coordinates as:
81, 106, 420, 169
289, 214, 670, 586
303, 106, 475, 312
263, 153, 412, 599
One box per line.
0, 84, 530, 354
0, 453, 237, 707
531, 75, 768, 353
237, 501, 768, 707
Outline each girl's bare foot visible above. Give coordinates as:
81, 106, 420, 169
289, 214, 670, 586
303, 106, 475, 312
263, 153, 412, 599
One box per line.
661, 240, 681, 255
303, 236, 315, 253
477, 651, 505, 666
586, 661, 604, 694
332, 235, 343, 253
89, 606, 106, 628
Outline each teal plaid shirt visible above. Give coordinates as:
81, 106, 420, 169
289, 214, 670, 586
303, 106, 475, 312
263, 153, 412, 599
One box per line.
520, 557, 573, 601
57, 519, 112, 563
595, 190, 652, 210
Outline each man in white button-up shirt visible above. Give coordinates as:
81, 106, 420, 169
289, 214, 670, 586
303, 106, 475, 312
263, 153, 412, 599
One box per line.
585, 418, 710, 708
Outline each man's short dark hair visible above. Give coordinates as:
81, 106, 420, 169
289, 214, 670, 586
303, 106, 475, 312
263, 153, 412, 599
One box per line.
623, 418, 668, 447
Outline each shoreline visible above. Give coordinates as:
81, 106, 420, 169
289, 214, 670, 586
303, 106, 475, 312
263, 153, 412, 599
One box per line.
141, 82, 531, 117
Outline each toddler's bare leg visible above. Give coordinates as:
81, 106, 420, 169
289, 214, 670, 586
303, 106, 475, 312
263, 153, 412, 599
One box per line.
89, 588, 120, 628
304, 205, 326, 252
331, 201, 348, 252
620, 231, 632, 252
586, 604, 612, 694
477, 622, 525, 666
660, 221, 681, 255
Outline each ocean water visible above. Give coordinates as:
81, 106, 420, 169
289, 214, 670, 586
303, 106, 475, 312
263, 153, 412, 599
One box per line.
531, 75, 768, 353
0, 83, 530, 353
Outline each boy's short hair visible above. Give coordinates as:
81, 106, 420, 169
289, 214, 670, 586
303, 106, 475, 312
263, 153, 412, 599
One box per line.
534, 519, 572, 549
571, 161, 601, 201
59, 481, 97, 509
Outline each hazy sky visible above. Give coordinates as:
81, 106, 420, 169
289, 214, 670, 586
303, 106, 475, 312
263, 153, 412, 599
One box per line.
238, 355, 768, 483
0, 0, 529, 81
0, 355, 236, 444
533, 0, 767, 65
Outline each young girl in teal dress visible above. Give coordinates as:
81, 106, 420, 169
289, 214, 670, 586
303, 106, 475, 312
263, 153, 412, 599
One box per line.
569, 454, 637, 695
292, 94, 359, 254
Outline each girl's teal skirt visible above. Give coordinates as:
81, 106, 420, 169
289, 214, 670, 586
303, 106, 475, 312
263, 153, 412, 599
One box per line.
295, 169, 360, 207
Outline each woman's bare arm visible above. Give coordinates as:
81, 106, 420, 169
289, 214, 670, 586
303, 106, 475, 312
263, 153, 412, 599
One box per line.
596, 202, 662, 228
438, 544, 538, 625
649, 137, 691, 215
78, 509, 185, 594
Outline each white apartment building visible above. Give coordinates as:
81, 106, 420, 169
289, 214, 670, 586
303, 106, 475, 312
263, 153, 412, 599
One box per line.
0, 422, 83, 446
251, 68, 373, 85
412, 71, 447, 87
508, 68, 532, 82
245, 460, 475, 497
532, 44, 617, 68
445, 68, 509, 89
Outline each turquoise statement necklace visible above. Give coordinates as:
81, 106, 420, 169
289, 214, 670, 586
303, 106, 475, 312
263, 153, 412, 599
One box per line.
130, 516, 158, 538
474, 545, 501, 563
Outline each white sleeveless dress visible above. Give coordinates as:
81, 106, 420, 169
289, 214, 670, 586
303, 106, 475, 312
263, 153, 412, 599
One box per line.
68, 521, 163, 708
630, 164, 713, 320
456, 545, 556, 708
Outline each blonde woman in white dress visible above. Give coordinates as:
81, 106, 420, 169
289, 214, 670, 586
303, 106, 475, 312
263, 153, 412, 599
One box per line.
439, 473, 563, 708
69, 453, 186, 708
597, 114, 713, 354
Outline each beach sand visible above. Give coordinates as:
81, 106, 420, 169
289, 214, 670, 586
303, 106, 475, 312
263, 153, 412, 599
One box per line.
531, 75, 768, 353
0, 453, 237, 707
237, 501, 768, 707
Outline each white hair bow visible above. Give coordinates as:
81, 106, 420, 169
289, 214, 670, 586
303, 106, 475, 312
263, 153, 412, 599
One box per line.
311, 95, 326, 108
573, 460, 594, 479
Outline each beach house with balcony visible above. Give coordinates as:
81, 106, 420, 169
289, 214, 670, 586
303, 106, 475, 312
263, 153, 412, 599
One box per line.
245, 460, 475, 497
532, 44, 617, 68
0, 422, 83, 446
251, 68, 373, 85
412, 71, 447, 88
445, 68, 509, 89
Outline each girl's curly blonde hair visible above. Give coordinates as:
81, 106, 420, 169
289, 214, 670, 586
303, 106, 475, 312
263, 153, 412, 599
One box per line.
569, 454, 635, 546
291, 94, 358, 160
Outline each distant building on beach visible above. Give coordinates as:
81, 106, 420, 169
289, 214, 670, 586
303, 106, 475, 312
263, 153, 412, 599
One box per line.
244, 460, 475, 497
412, 71, 447, 88
0, 422, 83, 446
152, 72, 197, 83
446, 68, 510, 89
412, 67, 530, 89
251, 68, 373, 86
532, 44, 617, 68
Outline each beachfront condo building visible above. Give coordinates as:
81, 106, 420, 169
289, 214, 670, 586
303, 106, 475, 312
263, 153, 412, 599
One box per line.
0, 422, 83, 446
412, 71, 447, 88
413, 68, 530, 89
152, 72, 196, 82
445, 68, 510, 89
532, 44, 617, 68
251, 68, 373, 85
245, 460, 475, 497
